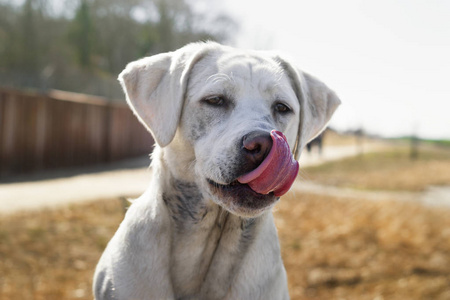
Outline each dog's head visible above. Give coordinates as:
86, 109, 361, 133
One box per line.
119, 42, 340, 218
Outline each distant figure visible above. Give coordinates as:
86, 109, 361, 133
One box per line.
307, 132, 325, 155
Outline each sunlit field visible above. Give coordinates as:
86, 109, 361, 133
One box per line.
276, 193, 450, 300
1, 142, 449, 299
0, 200, 123, 300
304, 144, 450, 192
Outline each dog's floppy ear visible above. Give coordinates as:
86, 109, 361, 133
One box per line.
274, 57, 341, 158
301, 72, 341, 142
118, 43, 210, 147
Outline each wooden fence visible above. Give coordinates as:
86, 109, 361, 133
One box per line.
0, 88, 154, 178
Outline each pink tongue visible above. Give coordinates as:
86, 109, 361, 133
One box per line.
237, 130, 299, 197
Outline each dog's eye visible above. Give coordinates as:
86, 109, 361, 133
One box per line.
274, 103, 291, 113
202, 96, 225, 106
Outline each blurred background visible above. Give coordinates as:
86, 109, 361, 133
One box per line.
0, 0, 449, 299
0, 0, 236, 98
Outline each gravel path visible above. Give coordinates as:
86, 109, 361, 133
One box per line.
290, 181, 450, 208
0, 156, 152, 215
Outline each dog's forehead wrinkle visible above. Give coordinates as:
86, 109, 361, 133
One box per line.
248, 62, 253, 82
206, 73, 233, 85
216, 53, 283, 84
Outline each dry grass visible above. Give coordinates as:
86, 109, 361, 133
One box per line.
322, 131, 363, 147
0, 199, 124, 300
1, 194, 449, 300
276, 192, 450, 300
303, 146, 450, 191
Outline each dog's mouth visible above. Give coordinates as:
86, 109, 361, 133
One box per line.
204, 131, 298, 216
207, 179, 248, 190
206, 178, 278, 215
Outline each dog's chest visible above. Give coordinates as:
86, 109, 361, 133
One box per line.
164, 189, 257, 299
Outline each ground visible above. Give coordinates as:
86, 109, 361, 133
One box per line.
1, 136, 449, 299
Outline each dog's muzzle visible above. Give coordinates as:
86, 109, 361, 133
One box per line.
207, 130, 298, 213
237, 130, 298, 196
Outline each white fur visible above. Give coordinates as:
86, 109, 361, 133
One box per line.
94, 42, 340, 299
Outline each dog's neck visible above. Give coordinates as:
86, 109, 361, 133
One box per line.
154, 148, 269, 298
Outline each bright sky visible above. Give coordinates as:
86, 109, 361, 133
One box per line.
215, 0, 450, 139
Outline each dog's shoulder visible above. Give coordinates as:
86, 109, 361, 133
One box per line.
93, 190, 175, 299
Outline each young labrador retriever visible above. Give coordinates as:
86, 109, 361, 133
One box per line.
93, 42, 340, 300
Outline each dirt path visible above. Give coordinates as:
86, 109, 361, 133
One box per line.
0, 143, 397, 215
0, 156, 152, 215
289, 181, 450, 208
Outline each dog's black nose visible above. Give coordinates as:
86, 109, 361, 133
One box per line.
241, 131, 273, 169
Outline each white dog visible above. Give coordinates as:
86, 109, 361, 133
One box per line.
94, 42, 340, 300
